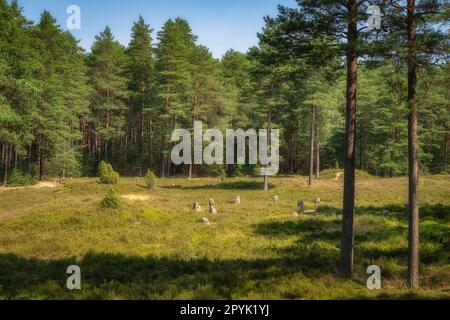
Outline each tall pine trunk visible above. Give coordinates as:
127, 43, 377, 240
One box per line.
3, 143, 9, 186
148, 118, 153, 172
340, 0, 358, 279
188, 163, 193, 179
188, 116, 196, 179
407, 0, 420, 289
263, 109, 272, 191
139, 110, 144, 177
160, 154, 165, 178
315, 139, 320, 180
444, 132, 448, 173
39, 152, 45, 181
309, 105, 315, 186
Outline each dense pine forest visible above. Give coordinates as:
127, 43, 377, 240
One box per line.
0, 0, 448, 184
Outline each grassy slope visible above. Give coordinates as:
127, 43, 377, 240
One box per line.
0, 172, 448, 300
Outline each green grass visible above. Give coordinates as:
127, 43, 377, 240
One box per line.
0, 174, 449, 300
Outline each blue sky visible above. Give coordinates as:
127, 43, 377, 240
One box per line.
15, 0, 298, 58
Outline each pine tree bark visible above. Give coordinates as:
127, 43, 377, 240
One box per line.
188, 116, 196, 179
3, 143, 8, 186
340, 0, 358, 279
315, 139, 320, 180
147, 118, 153, 172
309, 105, 315, 186
263, 109, 272, 191
139, 110, 144, 177
407, 0, 420, 289
188, 163, 193, 179
160, 154, 165, 178
39, 152, 45, 181
444, 132, 448, 173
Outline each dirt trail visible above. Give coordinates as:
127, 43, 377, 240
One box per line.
0, 181, 58, 192
121, 194, 151, 201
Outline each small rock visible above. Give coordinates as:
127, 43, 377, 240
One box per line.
273, 195, 279, 202
292, 212, 299, 219
235, 196, 241, 205
202, 217, 210, 225
192, 202, 202, 212
315, 197, 321, 204
382, 210, 391, 217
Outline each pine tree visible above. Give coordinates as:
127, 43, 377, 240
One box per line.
155, 18, 196, 177
260, 0, 387, 278
127, 16, 155, 176
88, 27, 129, 166
382, 0, 448, 289
0, 0, 38, 184
31, 11, 88, 180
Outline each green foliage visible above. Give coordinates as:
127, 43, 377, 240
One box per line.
7, 169, 36, 186
87, 26, 129, 157
98, 161, 119, 185
126, 16, 155, 175
197, 164, 226, 178
46, 146, 82, 178
144, 170, 156, 189
100, 188, 122, 209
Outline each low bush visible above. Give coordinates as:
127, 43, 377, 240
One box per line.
101, 188, 122, 209
144, 170, 157, 190
98, 161, 119, 185
7, 169, 37, 186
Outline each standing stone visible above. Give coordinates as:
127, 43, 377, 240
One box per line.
273, 195, 279, 202
297, 201, 305, 214
235, 196, 241, 205
192, 202, 202, 212
382, 210, 391, 217
202, 217, 211, 225
315, 197, 321, 204
209, 199, 217, 214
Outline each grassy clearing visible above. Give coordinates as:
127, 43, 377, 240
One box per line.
0, 174, 448, 300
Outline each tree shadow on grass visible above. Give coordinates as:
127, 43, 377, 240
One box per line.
253, 204, 449, 268
314, 203, 450, 222
0, 252, 335, 300
162, 181, 275, 190
254, 219, 340, 237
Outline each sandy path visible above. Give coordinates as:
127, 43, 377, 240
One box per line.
121, 194, 151, 201
0, 181, 58, 192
